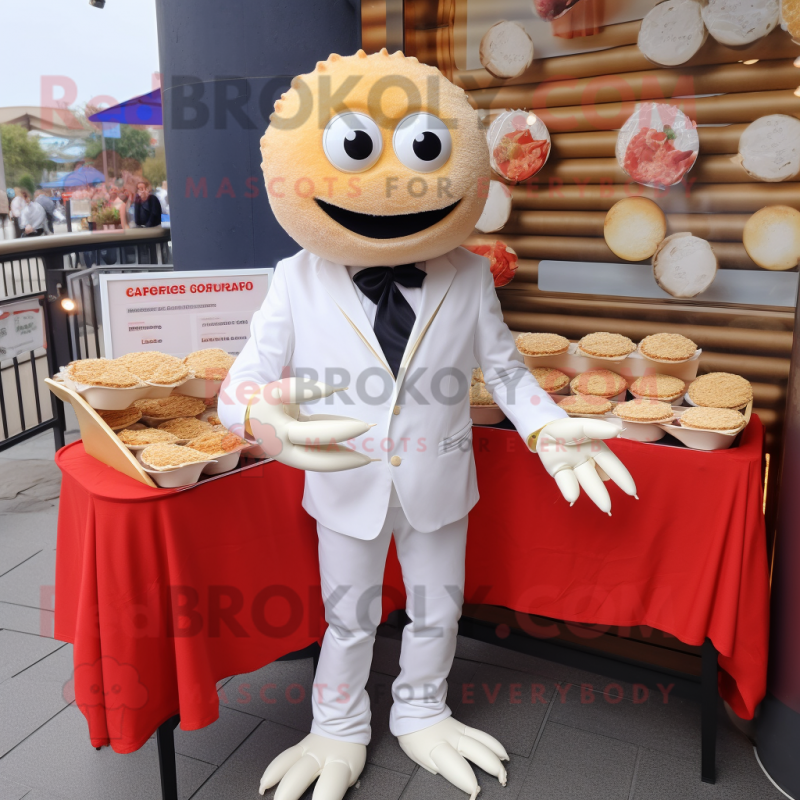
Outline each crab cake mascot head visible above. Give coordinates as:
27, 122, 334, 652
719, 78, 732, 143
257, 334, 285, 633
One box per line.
220, 49, 636, 800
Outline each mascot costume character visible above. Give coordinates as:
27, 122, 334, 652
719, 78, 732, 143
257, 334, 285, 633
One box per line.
219, 48, 636, 800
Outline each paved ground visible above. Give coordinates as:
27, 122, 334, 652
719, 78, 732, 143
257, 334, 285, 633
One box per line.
0, 431, 786, 800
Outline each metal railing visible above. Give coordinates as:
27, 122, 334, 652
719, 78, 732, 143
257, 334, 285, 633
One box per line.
0, 228, 172, 449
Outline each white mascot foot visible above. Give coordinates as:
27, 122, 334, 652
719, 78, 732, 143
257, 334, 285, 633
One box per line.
258, 733, 366, 800
397, 717, 509, 799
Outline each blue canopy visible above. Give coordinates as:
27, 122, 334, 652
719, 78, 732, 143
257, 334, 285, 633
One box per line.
88, 89, 162, 127
40, 165, 106, 189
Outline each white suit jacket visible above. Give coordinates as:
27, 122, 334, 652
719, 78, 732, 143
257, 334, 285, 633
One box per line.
218, 247, 566, 539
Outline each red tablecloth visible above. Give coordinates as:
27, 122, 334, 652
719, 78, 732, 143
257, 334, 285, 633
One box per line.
55, 421, 770, 753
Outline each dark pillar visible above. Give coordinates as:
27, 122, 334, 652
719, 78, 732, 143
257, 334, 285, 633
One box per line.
154, 0, 360, 270
756, 282, 800, 798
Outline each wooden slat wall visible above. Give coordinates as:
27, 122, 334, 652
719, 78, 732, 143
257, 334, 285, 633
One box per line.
400, 2, 800, 536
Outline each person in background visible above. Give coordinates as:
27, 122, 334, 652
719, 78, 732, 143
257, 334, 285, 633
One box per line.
34, 190, 56, 234
0, 189, 9, 239
10, 187, 25, 238
20, 191, 46, 236
133, 179, 162, 227
155, 180, 169, 214
108, 188, 130, 230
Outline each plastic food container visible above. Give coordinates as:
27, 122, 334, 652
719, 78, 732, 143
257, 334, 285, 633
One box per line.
62, 381, 153, 412
487, 110, 551, 183
138, 458, 217, 488
659, 421, 743, 451
616, 103, 699, 190
628, 389, 686, 404
616, 418, 669, 443
143, 378, 191, 399
174, 377, 225, 400
202, 448, 245, 475
470, 404, 506, 425
637, 341, 701, 365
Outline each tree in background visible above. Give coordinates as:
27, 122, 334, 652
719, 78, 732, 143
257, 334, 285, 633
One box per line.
142, 152, 167, 187
84, 125, 154, 166
1, 124, 52, 189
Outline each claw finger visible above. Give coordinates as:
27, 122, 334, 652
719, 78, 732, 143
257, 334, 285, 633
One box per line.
574, 460, 611, 514
276, 379, 344, 405
458, 736, 507, 784
274, 754, 322, 800
259, 744, 304, 794
312, 761, 352, 800
553, 468, 580, 505
281, 442, 375, 472
593, 447, 637, 497
430, 742, 480, 800
286, 419, 374, 446
462, 725, 509, 761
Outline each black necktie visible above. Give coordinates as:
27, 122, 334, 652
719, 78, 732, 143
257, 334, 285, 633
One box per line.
352, 264, 426, 377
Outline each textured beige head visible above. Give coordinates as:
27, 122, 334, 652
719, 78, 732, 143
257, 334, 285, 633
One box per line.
261, 49, 490, 266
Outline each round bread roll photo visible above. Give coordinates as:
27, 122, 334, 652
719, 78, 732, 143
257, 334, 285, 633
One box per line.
737, 115, 800, 182
743, 206, 800, 270
702, 0, 780, 46
638, 0, 708, 67
475, 180, 513, 233
783, 0, 800, 41
479, 21, 534, 80
604, 198, 667, 261
653, 233, 718, 298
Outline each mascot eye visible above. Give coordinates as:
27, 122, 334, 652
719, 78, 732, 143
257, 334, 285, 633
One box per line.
393, 113, 452, 173
323, 112, 383, 173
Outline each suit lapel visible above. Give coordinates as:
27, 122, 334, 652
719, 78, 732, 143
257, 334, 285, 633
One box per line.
315, 258, 392, 375
395, 253, 456, 389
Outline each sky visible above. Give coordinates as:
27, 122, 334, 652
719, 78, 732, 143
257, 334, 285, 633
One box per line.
0, 0, 160, 112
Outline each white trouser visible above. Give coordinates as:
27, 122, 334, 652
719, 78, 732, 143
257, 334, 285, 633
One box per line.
310, 507, 468, 745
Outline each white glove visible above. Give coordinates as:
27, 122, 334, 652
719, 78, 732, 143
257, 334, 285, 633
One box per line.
246, 378, 376, 472
397, 717, 509, 800
258, 733, 366, 800
536, 418, 637, 515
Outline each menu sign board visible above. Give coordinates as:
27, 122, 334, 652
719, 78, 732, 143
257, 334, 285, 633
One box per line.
100, 269, 272, 358
0, 298, 46, 362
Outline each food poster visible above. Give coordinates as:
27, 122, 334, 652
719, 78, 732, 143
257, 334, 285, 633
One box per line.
100, 269, 272, 358
0, 300, 46, 362
438, 0, 800, 307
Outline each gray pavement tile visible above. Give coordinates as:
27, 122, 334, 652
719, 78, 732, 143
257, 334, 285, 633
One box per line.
548, 681, 702, 763
400, 752, 531, 800
0, 510, 59, 549
0, 602, 55, 638
192, 719, 408, 800
174, 706, 261, 766
0, 704, 214, 800
371, 634, 401, 677
521, 722, 637, 800
366, 671, 415, 775
0, 774, 31, 800
0, 460, 61, 500
363, 658, 478, 776
219, 657, 313, 732
0, 629, 63, 683
0, 433, 59, 462
452, 662, 556, 758
0, 550, 56, 611
0, 644, 74, 757
0, 540, 42, 581
631, 738, 784, 800
455, 635, 639, 696
189, 720, 297, 799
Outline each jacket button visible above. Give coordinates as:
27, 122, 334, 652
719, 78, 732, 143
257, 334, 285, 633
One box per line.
390, 455, 402, 467
393, 405, 401, 415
